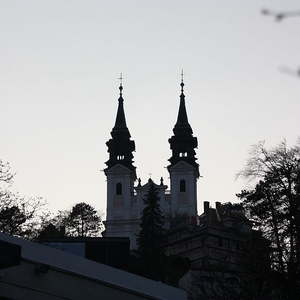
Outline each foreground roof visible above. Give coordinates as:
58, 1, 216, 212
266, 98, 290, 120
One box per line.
0, 232, 186, 300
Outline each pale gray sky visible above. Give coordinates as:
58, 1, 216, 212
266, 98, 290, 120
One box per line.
1, 0, 299, 215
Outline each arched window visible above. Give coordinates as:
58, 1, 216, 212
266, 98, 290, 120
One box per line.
180, 179, 186, 192
116, 182, 122, 195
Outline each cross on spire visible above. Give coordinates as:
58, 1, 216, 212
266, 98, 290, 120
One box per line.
118, 72, 123, 96
180, 69, 184, 94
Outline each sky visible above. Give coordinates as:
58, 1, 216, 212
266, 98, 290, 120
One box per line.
1, 0, 299, 216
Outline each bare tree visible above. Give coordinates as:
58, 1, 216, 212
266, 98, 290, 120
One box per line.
237, 140, 300, 299
39, 203, 104, 238
64, 202, 103, 237
0, 159, 47, 239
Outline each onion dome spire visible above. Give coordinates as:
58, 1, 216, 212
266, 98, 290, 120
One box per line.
105, 76, 136, 177
168, 74, 199, 177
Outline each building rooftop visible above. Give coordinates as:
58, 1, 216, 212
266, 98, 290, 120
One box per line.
0, 232, 186, 300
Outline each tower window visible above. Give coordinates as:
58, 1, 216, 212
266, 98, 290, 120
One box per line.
116, 182, 122, 195
179, 152, 188, 157
180, 179, 186, 192
117, 155, 125, 160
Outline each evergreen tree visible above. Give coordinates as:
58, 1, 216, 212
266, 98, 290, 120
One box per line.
137, 179, 165, 280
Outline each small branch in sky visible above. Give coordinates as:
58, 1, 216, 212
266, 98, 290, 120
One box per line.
278, 66, 300, 78
261, 8, 300, 78
261, 8, 300, 22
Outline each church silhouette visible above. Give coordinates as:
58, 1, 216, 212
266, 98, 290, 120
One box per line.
104, 78, 200, 249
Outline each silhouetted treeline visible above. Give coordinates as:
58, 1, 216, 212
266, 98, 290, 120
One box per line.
0, 159, 103, 239
237, 140, 300, 300
1, 139, 300, 299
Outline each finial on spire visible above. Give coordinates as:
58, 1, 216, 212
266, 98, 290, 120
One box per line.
180, 69, 184, 94
118, 72, 123, 96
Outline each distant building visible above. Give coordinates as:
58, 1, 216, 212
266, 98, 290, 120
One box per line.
104, 79, 199, 249
0, 232, 186, 300
164, 201, 269, 299
165, 201, 253, 270
99, 78, 270, 299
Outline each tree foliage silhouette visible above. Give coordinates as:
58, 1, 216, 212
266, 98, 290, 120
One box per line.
39, 202, 103, 238
0, 159, 45, 238
237, 140, 300, 299
38, 203, 103, 239
64, 202, 103, 237
137, 179, 165, 280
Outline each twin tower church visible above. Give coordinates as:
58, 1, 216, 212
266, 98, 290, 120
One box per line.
103, 79, 200, 249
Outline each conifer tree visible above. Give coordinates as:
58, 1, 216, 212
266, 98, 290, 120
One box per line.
137, 179, 165, 280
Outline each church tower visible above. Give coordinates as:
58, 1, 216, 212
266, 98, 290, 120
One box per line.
168, 77, 199, 218
104, 82, 137, 238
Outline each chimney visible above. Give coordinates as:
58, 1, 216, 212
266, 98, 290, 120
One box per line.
215, 202, 222, 222
215, 202, 221, 212
204, 201, 210, 215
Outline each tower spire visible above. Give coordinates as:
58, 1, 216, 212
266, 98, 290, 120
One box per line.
105, 79, 136, 177
168, 75, 199, 177
112, 75, 129, 137
174, 72, 192, 135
